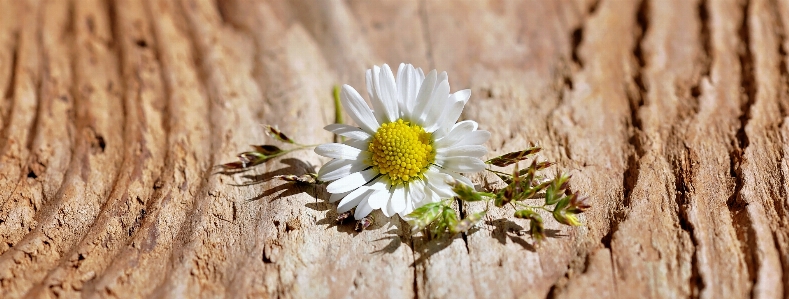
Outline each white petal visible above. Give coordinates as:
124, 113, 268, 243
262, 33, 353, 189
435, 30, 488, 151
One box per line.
315, 143, 370, 160
365, 68, 384, 124
441, 156, 486, 173
422, 80, 451, 131
421, 187, 434, 206
396, 63, 408, 109
410, 70, 437, 122
367, 177, 390, 191
401, 198, 415, 217
366, 68, 377, 102
402, 192, 413, 216
424, 187, 442, 204
436, 71, 448, 85
317, 158, 347, 179
441, 168, 474, 187
407, 180, 426, 208
454, 130, 491, 146
397, 63, 424, 115
367, 66, 390, 124
341, 84, 380, 134
324, 124, 371, 140
326, 168, 378, 193
343, 138, 369, 150
378, 64, 400, 122
367, 190, 390, 209
437, 145, 488, 158
338, 187, 372, 213
354, 196, 375, 220
388, 186, 406, 215
435, 120, 478, 148
451, 89, 471, 105
329, 191, 351, 203
413, 68, 425, 89
317, 159, 367, 181
382, 199, 393, 217
434, 89, 471, 138
454, 119, 478, 130
424, 169, 455, 197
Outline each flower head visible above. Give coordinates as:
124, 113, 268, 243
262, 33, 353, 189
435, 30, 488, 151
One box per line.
315, 63, 490, 220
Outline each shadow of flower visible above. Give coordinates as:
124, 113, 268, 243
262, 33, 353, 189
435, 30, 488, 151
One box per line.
229, 158, 323, 202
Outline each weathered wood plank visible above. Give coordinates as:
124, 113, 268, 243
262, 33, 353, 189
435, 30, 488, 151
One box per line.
89, 0, 213, 296
0, 0, 43, 257
26, 0, 168, 296
0, 0, 126, 296
1, 0, 787, 298
741, 0, 787, 297
0, 0, 39, 222
683, 0, 753, 298
423, 1, 590, 298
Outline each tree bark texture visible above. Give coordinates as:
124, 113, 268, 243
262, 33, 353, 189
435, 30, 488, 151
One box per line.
0, 0, 787, 298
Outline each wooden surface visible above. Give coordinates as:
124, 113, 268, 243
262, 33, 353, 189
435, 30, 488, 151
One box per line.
0, 0, 787, 298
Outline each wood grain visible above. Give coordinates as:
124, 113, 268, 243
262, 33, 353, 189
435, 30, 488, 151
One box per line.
0, 0, 787, 298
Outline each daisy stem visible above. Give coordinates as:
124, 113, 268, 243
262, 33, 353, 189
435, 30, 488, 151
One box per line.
513, 201, 552, 212
484, 168, 512, 177
478, 191, 497, 198
291, 144, 320, 151
268, 144, 320, 159
291, 141, 317, 147
332, 85, 346, 143
333, 85, 344, 125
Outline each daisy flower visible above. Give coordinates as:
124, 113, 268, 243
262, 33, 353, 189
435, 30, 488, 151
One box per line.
315, 63, 490, 220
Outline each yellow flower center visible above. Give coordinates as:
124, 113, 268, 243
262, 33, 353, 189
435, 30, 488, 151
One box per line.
368, 119, 435, 185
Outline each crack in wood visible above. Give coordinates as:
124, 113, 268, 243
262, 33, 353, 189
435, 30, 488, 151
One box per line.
729, 0, 758, 294
457, 198, 470, 255
624, 0, 648, 202
697, 0, 712, 80
411, 237, 419, 299
570, 27, 584, 69
568, 0, 600, 71
0, 30, 19, 153
588, 0, 601, 15
674, 143, 702, 298
24, 16, 43, 154
737, 0, 756, 152
771, 0, 789, 293
601, 0, 649, 253
1, 30, 17, 102
672, 2, 712, 297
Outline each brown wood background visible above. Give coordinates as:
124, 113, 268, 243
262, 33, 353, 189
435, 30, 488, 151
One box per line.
0, 0, 787, 298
